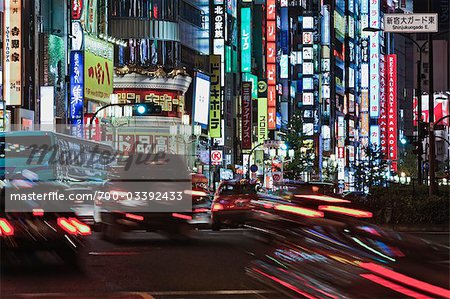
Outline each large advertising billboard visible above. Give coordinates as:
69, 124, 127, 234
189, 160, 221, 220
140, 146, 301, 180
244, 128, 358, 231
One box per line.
193, 72, 211, 126
3, 0, 22, 106
84, 35, 114, 102
209, 55, 222, 138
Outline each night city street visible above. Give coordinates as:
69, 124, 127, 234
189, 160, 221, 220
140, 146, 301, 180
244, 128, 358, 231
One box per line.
2, 230, 449, 299
1, 0, 450, 298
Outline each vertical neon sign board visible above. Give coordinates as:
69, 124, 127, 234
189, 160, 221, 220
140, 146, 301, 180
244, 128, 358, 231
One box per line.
266, 0, 277, 130
241, 7, 252, 73
387, 54, 398, 171
369, 0, 380, 118
70, 51, 84, 137
209, 55, 222, 138
241, 82, 252, 149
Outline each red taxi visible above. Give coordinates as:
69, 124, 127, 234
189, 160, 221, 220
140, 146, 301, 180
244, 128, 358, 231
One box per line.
211, 179, 259, 231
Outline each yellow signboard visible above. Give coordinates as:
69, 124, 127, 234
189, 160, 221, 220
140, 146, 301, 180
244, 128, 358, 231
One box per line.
84, 35, 114, 102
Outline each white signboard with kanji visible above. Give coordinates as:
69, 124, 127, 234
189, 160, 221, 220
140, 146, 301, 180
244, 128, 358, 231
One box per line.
384, 14, 438, 33
211, 150, 223, 165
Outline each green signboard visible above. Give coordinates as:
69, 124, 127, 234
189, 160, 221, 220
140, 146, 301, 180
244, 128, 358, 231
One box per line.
243, 73, 258, 99
240, 7, 252, 73
257, 98, 268, 143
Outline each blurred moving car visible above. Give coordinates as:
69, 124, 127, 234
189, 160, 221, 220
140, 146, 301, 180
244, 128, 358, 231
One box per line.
95, 154, 194, 243
1, 175, 91, 268
246, 188, 450, 298
211, 179, 259, 231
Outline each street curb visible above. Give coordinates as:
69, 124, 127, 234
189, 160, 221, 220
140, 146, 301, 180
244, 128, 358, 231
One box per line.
381, 224, 450, 232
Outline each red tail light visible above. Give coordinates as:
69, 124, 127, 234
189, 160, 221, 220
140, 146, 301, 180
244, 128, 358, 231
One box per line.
172, 213, 192, 220
68, 218, 91, 235
125, 213, 144, 221
194, 208, 208, 213
0, 218, 14, 236
294, 194, 351, 203
57, 218, 77, 235
32, 209, 45, 216
360, 262, 450, 298
274, 204, 324, 218
360, 274, 432, 299
212, 203, 224, 211
57, 217, 91, 236
318, 205, 373, 218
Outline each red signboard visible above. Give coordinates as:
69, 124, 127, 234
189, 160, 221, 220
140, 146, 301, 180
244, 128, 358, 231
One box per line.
71, 0, 83, 20
379, 58, 388, 156
267, 21, 276, 42
266, 0, 276, 20
267, 64, 276, 86
84, 113, 100, 141
266, 0, 276, 130
413, 95, 449, 126
268, 85, 276, 107
268, 107, 276, 130
266, 42, 276, 64
242, 82, 253, 150
386, 54, 397, 171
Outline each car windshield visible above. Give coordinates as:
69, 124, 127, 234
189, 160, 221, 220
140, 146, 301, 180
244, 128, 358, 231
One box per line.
220, 184, 257, 195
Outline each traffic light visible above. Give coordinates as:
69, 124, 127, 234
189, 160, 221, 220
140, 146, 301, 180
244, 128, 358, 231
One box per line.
412, 140, 423, 155
132, 103, 162, 116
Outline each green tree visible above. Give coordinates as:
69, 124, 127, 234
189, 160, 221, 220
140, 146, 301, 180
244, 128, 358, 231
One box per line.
398, 146, 418, 178
282, 110, 315, 180
352, 146, 389, 191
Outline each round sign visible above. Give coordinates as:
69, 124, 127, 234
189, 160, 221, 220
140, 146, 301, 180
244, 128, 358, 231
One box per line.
272, 173, 281, 182
258, 81, 267, 94
250, 164, 258, 173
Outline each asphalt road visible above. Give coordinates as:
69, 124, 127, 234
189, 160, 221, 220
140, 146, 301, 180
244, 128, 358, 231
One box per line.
1, 230, 449, 299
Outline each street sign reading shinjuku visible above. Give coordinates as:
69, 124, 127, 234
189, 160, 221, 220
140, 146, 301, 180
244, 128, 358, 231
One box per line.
384, 13, 438, 33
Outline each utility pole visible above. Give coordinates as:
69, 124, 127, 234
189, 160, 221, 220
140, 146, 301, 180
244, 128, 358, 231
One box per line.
428, 0, 437, 195
417, 51, 423, 185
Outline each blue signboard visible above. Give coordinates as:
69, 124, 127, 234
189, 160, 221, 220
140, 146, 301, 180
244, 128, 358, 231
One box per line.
69, 51, 84, 136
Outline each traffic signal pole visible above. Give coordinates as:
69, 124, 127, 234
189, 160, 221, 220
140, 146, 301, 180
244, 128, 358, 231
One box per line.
417, 50, 423, 185
428, 0, 437, 195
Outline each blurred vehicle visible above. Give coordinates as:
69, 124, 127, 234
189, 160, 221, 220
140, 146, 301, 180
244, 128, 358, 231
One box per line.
246, 192, 450, 298
211, 179, 259, 231
1, 131, 115, 228
0, 172, 91, 268
343, 191, 370, 201
189, 173, 212, 228
95, 154, 193, 243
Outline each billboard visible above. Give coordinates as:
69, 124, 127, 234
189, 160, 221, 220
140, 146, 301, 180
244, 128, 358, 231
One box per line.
114, 89, 183, 115
193, 72, 211, 126
241, 7, 252, 73
70, 51, 84, 135
386, 54, 398, 171
40, 86, 54, 125
242, 82, 252, 149
257, 98, 268, 143
369, 0, 380, 118
209, 55, 222, 138
84, 35, 114, 102
3, 0, 22, 106
413, 94, 450, 126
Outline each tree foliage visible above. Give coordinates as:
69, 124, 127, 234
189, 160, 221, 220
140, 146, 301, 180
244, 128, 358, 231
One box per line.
352, 146, 389, 191
282, 111, 315, 180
